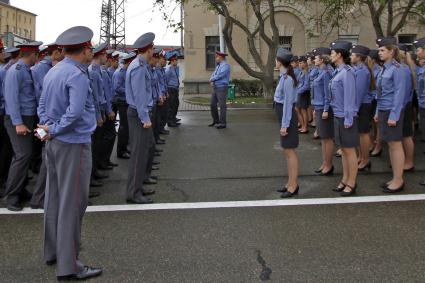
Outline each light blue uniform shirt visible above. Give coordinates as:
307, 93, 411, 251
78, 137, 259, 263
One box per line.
101, 66, 113, 113
4, 59, 37, 125
165, 65, 180, 89
149, 65, 160, 103
155, 66, 167, 96
88, 63, 107, 114
294, 67, 301, 79
418, 65, 425, 108
37, 57, 96, 144
107, 67, 116, 80
354, 63, 372, 107
112, 67, 126, 102
31, 56, 53, 104
0, 60, 18, 116
376, 60, 406, 122
330, 64, 357, 127
311, 67, 331, 111
401, 63, 413, 106
210, 61, 231, 88
296, 70, 310, 96
309, 66, 320, 89
274, 71, 297, 128
369, 64, 381, 100
126, 55, 153, 124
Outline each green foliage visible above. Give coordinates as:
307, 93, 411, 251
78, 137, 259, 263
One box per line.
231, 79, 263, 97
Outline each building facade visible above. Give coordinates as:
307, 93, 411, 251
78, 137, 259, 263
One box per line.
183, 0, 425, 94
0, 1, 36, 47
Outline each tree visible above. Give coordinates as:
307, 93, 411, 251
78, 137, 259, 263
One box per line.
154, 0, 283, 99
318, 0, 425, 38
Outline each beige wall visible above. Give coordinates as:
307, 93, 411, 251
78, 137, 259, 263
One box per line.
183, 0, 425, 93
0, 3, 36, 40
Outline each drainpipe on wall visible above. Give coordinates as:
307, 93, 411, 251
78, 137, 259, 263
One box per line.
218, 14, 225, 52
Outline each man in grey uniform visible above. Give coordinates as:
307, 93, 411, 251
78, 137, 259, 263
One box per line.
125, 32, 156, 204
36, 26, 102, 280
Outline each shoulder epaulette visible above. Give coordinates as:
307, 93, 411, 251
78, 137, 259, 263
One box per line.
392, 60, 401, 68
76, 65, 87, 73
15, 63, 21, 70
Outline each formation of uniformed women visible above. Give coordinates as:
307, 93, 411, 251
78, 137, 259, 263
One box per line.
275, 36, 425, 197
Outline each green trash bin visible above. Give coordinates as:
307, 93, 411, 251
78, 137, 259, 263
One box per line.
227, 84, 236, 101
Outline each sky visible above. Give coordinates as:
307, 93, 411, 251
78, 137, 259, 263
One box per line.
11, 0, 182, 46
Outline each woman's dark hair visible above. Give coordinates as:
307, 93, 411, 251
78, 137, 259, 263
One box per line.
333, 49, 351, 65
277, 58, 298, 87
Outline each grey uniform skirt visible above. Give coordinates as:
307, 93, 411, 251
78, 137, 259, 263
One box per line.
358, 103, 374, 134
378, 109, 405, 142
296, 91, 310, 110
275, 103, 299, 149
334, 117, 359, 148
402, 102, 413, 138
315, 108, 334, 139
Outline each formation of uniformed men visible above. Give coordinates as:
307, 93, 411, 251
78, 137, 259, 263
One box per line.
274, 36, 425, 198
0, 26, 182, 280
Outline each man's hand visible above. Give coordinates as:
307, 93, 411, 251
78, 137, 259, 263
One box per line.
97, 119, 104, 127
210, 81, 214, 87
16, 124, 31, 136
108, 112, 116, 121
374, 115, 378, 123
35, 124, 52, 141
143, 122, 152, 129
322, 111, 329, 120
280, 127, 288, 136
388, 119, 397, 127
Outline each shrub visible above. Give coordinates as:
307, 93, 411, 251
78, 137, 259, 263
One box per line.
231, 79, 263, 97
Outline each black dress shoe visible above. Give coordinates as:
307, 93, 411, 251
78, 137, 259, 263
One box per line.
160, 129, 170, 135
90, 179, 104, 187
108, 161, 118, 167
168, 123, 180, 128
152, 165, 160, 171
155, 148, 164, 153
30, 204, 44, 210
117, 152, 130, 159
216, 124, 227, 129
156, 140, 166, 145
153, 161, 160, 165
45, 259, 56, 266
89, 191, 101, 198
154, 153, 161, 157
175, 118, 182, 122
208, 122, 217, 127
383, 183, 404, 194
319, 166, 334, 176
93, 170, 109, 180
341, 184, 357, 197
420, 181, 425, 186
150, 176, 159, 180
59, 266, 102, 281
280, 186, 299, 198
142, 189, 156, 196
98, 164, 113, 170
144, 178, 158, 185
7, 203, 23, 212
126, 197, 154, 204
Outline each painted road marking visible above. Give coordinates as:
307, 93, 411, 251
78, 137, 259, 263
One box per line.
1, 194, 425, 215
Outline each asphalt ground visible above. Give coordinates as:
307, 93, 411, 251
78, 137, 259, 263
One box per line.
1, 109, 425, 282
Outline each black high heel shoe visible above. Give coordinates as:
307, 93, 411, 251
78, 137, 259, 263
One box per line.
383, 183, 404, 194
341, 184, 357, 197
333, 182, 346, 192
358, 162, 372, 172
277, 186, 288, 193
370, 150, 382, 157
404, 167, 415, 173
319, 166, 334, 176
314, 168, 323, 174
280, 186, 299, 198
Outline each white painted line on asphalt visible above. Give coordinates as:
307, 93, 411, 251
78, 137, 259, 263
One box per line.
2, 194, 425, 215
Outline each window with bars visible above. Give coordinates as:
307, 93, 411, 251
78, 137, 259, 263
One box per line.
205, 36, 221, 70
279, 36, 292, 51
338, 35, 359, 45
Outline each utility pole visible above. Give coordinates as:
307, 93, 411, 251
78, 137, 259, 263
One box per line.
218, 15, 225, 52
99, 0, 126, 50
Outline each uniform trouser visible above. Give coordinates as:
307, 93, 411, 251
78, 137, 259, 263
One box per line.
152, 105, 160, 141
4, 115, 35, 204
167, 87, 179, 122
100, 117, 116, 165
160, 99, 169, 129
126, 108, 154, 200
116, 102, 129, 156
210, 86, 228, 125
30, 145, 47, 207
44, 139, 91, 277
420, 108, 425, 141
0, 115, 13, 190
31, 116, 43, 173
